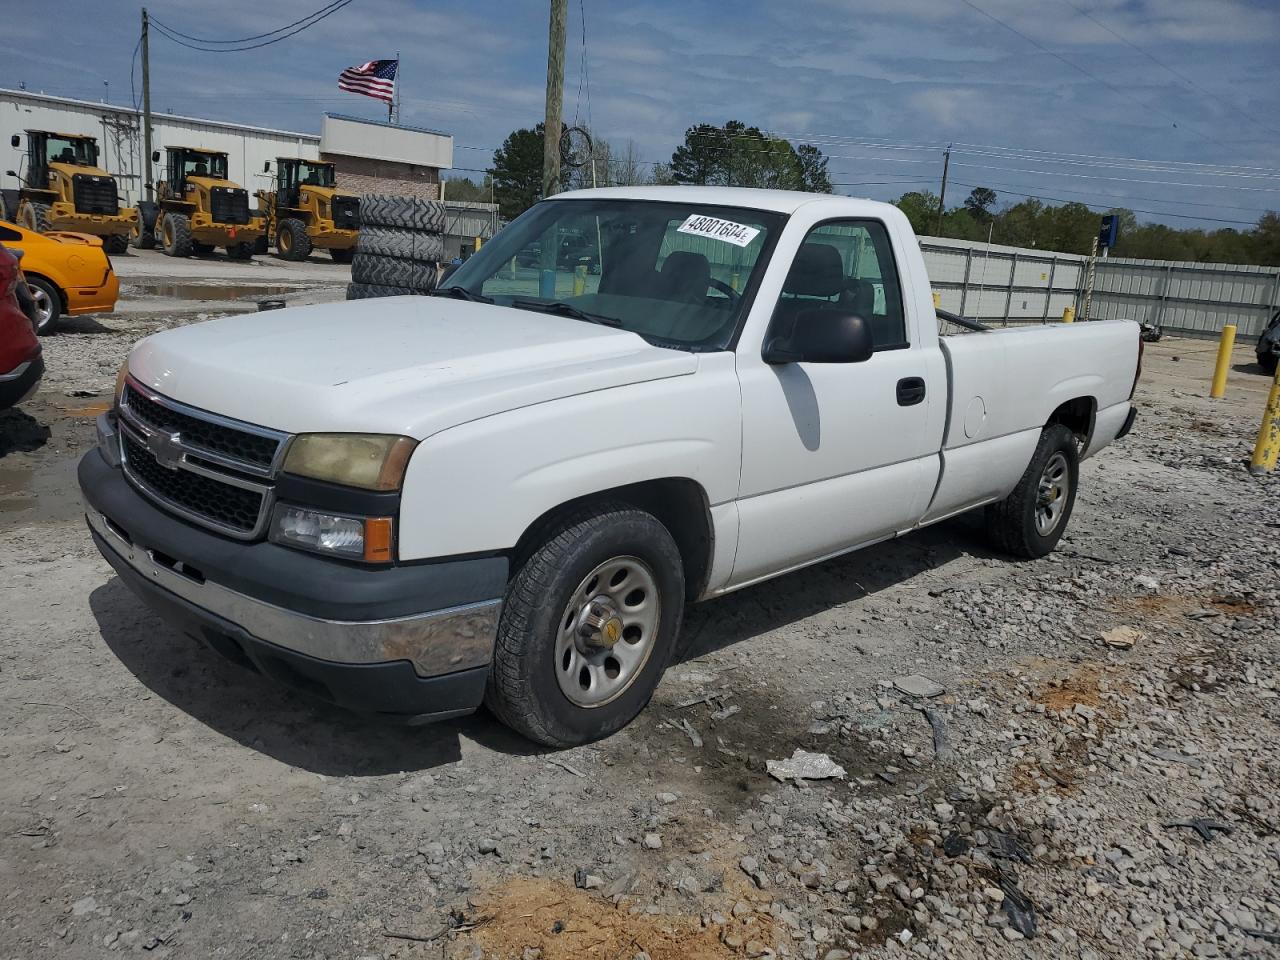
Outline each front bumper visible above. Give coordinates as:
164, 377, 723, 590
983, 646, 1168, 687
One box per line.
79, 440, 507, 719
0, 355, 44, 409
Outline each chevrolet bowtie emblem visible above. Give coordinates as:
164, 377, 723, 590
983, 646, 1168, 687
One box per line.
146, 431, 184, 470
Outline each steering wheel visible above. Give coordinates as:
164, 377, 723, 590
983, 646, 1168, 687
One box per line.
708, 277, 741, 304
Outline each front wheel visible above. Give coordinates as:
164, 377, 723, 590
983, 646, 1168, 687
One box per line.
986, 423, 1079, 559
103, 234, 129, 255
485, 504, 685, 747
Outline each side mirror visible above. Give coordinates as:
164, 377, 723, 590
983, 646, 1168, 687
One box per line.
763, 309, 874, 365
263, 161, 271, 172
5, 170, 15, 178
10, 135, 19, 148
151, 150, 160, 163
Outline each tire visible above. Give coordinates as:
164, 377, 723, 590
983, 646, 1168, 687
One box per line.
129, 220, 155, 250
226, 241, 255, 261
191, 241, 215, 256
351, 252, 435, 291
345, 282, 418, 300
104, 234, 129, 255
253, 235, 270, 255
329, 247, 355, 264
276, 218, 312, 261
486, 503, 686, 747
25, 276, 62, 335
1260, 354, 1278, 375
986, 423, 1079, 559
19, 201, 52, 233
356, 226, 444, 261
160, 213, 193, 257
360, 195, 447, 233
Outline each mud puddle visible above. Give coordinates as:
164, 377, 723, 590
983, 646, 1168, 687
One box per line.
123, 281, 308, 301
0, 456, 83, 524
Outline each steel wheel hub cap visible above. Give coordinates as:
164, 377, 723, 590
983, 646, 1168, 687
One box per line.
31, 288, 52, 328
555, 556, 660, 708
1035, 451, 1070, 536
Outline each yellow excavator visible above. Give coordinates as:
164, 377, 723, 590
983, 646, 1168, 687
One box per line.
137, 147, 265, 259
256, 158, 359, 262
6, 131, 138, 254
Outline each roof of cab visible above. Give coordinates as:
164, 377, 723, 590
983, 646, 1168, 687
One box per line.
551, 185, 898, 216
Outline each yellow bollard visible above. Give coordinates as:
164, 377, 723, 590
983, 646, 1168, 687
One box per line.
475, 235, 483, 251
1249, 366, 1280, 475
1062, 307, 1075, 323
572, 263, 587, 297
1209, 323, 1237, 399
730, 272, 741, 293
932, 291, 941, 309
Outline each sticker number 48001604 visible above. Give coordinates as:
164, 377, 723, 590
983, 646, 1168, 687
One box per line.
676, 215, 761, 248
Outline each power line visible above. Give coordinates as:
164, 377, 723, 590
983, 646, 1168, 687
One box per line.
952, 160, 1280, 193
149, 0, 350, 45
949, 180, 1259, 226
952, 0, 1218, 144
149, 1, 354, 52
1058, 0, 1280, 140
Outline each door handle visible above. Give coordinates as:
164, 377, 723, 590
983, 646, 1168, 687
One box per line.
896, 377, 926, 406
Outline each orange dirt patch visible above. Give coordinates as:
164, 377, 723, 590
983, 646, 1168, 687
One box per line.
1033, 665, 1104, 713
462, 877, 778, 960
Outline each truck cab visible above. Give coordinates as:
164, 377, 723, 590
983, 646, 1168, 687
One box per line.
79, 186, 1140, 747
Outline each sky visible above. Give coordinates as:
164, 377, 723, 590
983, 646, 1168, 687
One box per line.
4, 0, 1279, 228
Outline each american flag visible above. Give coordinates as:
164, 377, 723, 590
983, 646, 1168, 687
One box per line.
338, 59, 398, 104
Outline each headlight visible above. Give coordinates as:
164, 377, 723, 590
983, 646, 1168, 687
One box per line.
270, 505, 394, 563
282, 433, 417, 491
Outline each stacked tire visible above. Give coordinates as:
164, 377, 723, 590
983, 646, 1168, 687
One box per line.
347, 195, 446, 301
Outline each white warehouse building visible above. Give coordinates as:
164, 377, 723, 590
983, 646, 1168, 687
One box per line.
0, 88, 453, 208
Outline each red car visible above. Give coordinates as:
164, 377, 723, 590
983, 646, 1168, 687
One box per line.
0, 247, 43, 410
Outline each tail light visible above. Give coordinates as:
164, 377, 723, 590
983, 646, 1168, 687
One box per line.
1131, 330, 1145, 399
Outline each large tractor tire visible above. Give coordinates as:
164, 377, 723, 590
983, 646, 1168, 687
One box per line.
346, 282, 418, 300
129, 210, 156, 250
104, 234, 129, 256
226, 241, 255, 261
356, 226, 444, 262
351, 253, 436, 292
276, 218, 312, 261
329, 247, 354, 264
160, 213, 193, 258
19, 202, 52, 233
191, 241, 215, 257
360, 196, 446, 233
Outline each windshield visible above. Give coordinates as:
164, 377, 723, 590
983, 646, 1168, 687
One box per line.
182, 152, 228, 180
442, 198, 784, 350
296, 161, 334, 187
45, 136, 96, 167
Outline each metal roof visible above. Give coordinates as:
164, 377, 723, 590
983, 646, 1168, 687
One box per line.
323, 113, 450, 138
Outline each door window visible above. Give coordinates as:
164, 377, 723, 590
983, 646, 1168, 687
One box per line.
774, 220, 908, 350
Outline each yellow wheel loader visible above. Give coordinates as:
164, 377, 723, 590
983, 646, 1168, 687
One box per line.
140, 147, 265, 259
6, 131, 138, 254
256, 158, 359, 262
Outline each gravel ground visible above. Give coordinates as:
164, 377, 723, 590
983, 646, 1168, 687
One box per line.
1, 298, 1277, 960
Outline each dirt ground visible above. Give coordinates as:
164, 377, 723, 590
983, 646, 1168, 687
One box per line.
1, 278, 1278, 960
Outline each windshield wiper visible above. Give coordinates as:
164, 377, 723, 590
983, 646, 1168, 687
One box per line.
431, 285, 493, 304
510, 298, 621, 327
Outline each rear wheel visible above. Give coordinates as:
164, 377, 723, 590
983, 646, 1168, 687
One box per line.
104, 234, 129, 255
485, 504, 685, 747
129, 218, 155, 250
986, 423, 1079, 559
191, 241, 215, 256
276, 218, 312, 261
1260, 353, 1278, 375
226, 241, 255, 261
18, 201, 52, 233
25, 276, 62, 335
160, 213, 193, 257
329, 247, 354, 264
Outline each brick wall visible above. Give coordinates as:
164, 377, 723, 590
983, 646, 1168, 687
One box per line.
324, 153, 440, 200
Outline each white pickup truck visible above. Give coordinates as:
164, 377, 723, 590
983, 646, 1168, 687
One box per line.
80, 186, 1140, 746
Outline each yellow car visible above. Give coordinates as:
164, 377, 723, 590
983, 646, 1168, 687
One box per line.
0, 220, 120, 334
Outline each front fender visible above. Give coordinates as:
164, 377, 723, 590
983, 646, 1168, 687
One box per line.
397, 354, 741, 561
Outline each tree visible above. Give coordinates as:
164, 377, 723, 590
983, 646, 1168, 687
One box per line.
795, 143, 832, 193
491, 124, 562, 220
442, 176, 492, 203
893, 191, 940, 236
963, 187, 997, 222
668, 120, 831, 191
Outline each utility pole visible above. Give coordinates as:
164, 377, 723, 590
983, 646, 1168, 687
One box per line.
542, 0, 567, 200
934, 144, 951, 237
141, 7, 154, 202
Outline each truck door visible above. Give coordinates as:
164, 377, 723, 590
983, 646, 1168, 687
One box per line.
731, 218, 940, 587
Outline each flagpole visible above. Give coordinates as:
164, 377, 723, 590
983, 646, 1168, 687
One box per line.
389, 50, 399, 124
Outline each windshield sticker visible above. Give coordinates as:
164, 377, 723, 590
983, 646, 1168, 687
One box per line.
676, 215, 761, 248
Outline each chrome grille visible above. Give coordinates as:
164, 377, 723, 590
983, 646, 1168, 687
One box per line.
117, 379, 289, 540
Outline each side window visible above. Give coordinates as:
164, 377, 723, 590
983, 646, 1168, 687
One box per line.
775, 220, 907, 350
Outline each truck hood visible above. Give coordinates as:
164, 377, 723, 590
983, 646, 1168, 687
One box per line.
126, 297, 698, 439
